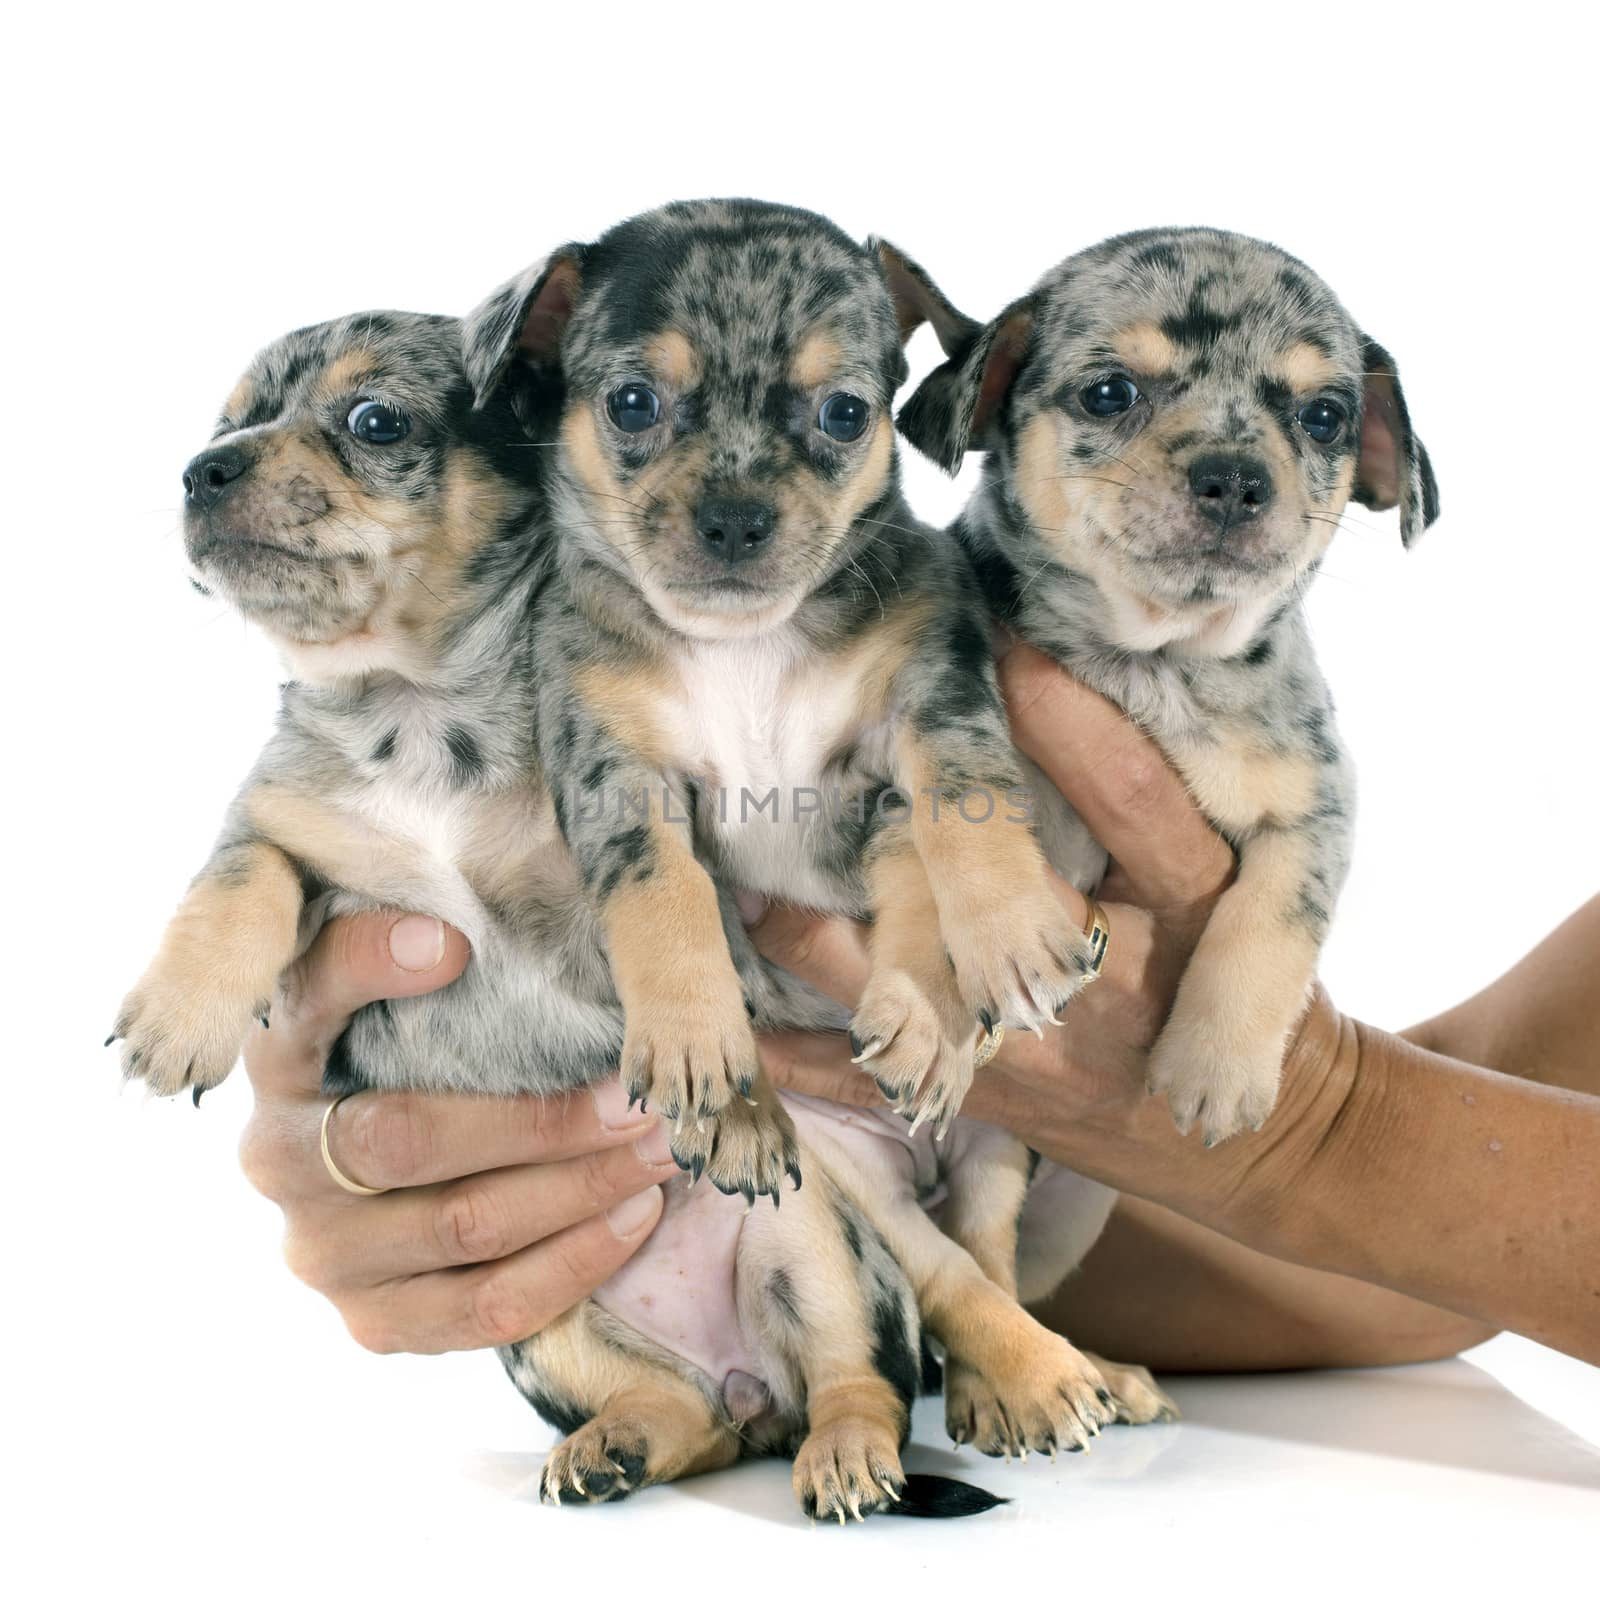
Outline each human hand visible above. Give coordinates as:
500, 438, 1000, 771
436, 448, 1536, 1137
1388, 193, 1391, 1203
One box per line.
237, 912, 675, 1354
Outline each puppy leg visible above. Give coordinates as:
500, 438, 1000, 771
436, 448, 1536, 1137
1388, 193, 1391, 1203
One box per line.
558, 754, 798, 1197
113, 838, 302, 1097
894, 689, 1098, 1036
943, 1142, 1178, 1423
1144, 824, 1325, 1143
503, 1304, 740, 1505
851, 827, 983, 1132
810, 1127, 1113, 1460
740, 1172, 916, 1522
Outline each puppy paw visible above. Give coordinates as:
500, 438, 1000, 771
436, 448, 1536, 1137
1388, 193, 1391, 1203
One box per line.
671, 1085, 801, 1203
793, 1416, 906, 1524
849, 967, 976, 1135
619, 987, 756, 1126
947, 887, 1096, 1037
539, 1418, 650, 1506
944, 1336, 1115, 1459
1146, 1031, 1282, 1145
109, 963, 263, 1099
1085, 1355, 1181, 1425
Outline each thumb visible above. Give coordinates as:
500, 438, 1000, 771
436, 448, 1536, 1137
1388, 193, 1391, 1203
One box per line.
285, 912, 472, 1044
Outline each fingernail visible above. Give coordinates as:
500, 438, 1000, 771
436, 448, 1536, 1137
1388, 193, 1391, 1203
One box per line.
634, 1120, 674, 1166
389, 915, 445, 972
604, 1186, 663, 1240
733, 889, 768, 926
592, 1077, 651, 1131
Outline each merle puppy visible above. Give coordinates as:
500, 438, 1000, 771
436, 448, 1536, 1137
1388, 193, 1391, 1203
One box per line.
466, 200, 1172, 1508
898, 227, 1439, 1143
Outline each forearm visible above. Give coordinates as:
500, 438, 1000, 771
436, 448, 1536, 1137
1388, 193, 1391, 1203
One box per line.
1051, 1001, 1600, 1362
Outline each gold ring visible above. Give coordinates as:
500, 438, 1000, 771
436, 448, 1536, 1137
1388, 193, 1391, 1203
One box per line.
1081, 896, 1111, 982
320, 1095, 389, 1197
973, 1023, 1005, 1070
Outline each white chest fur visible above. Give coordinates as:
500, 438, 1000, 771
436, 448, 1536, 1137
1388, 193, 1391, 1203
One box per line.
661, 633, 888, 910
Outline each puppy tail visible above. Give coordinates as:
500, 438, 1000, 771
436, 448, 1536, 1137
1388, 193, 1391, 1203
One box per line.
887, 1474, 1008, 1518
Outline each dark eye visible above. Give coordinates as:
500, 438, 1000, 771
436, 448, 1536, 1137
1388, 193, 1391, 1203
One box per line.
1081, 376, 1141, 417
607, 384, 661, 434
818, 392, 870, 442
346, 401, 410, 444
1297, 398, 1346, 444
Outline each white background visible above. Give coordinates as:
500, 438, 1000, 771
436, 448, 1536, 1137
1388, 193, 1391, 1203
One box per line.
6, 4, 1596, 1594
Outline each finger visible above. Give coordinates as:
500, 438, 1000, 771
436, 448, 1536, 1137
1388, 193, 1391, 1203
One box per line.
315, 1078, 669, 1197
288, 1127, 680, 1286
349, 1195, 666, 1354
759, 1030, 890, 1110
241, 914, 472, 1100
286, 912, 472, 1042
744, 904, 873, 1009
1000, 645, 1232, 911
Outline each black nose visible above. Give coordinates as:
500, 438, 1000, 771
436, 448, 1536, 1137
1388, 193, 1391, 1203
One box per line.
695, 496, 775, 565
1188, 454, 1274, 531
182, 445, 251, 511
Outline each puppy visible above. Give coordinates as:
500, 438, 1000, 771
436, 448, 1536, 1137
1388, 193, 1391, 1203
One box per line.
899, 227, 1439, 1144
467, 201, 1173, 1503
113, 296, 1065, 1523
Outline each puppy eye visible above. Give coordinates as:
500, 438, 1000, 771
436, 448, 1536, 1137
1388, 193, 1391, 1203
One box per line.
818, 392, 870, 442
607, 384, 661, 434
1297, 399, 1346, 444
347, 401, 411, 444
1081, 376, 1141, 417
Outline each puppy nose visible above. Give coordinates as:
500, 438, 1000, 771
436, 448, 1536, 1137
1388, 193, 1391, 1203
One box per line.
182, 445, 251, 511
1188, 454, 1273, 531
695, 496, 775, 565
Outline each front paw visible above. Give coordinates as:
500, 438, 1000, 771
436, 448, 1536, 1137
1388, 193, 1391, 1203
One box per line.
110, 966, 263, 1099
850, 968, 977, 1136
1145, 1028, 1282, 1144
669, 1086, 801, 1202
947, 888, 1096, 1036
619, 992, 756, 1125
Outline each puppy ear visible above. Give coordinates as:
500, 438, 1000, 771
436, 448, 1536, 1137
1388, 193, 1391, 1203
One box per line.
896, 301, 1033, 476
872, 240, 979, 354
463, 248, 584, 409
1354, 337, 1440, 546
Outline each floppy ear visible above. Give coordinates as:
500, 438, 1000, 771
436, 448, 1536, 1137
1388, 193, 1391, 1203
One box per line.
871, 239, 980, 353
1354, 337, 1440, 546
462, 248, 584, 409
895, 300, 1033, 476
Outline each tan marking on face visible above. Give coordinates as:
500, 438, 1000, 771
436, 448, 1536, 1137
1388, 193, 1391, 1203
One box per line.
1273, 341, 1338, 392
646, 329, 700, 389
770, 412, 894, 574
1171, 730, 1320, 833
222, 376, 255, 423
318, 351, 378, 399
1013, 412, 1088, 565
1111, 321, 1179, 376
790, 330, 843, 390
